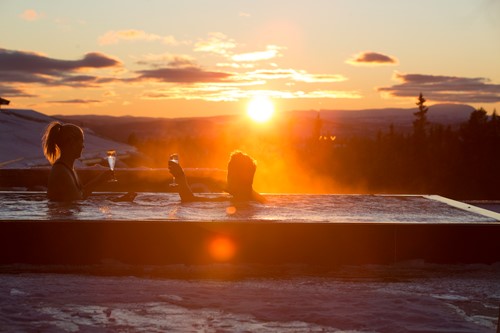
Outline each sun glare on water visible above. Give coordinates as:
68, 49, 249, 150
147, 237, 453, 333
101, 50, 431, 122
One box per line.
247, 95, 275, 123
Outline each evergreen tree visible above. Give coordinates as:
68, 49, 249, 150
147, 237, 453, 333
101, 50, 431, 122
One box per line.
413, 93, 429, 139
490, 109, 499, 136
313, 112, 323, 140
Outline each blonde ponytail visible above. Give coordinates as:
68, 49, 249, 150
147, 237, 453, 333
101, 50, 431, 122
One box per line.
42, 122, 63, 165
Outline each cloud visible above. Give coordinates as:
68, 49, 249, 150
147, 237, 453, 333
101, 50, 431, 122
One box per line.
48, 99, 102, 104
141, 86, 361, 102
194, 33, 287, 64
59, 75, 117, 87
19, 9, 44, 21
378, 72, 500, 103
267, 90, 361, 99
134, 53, 197, 68
134, 62, 350, 101
133, 66, 233, 83
232, 45, 283, 62
194, 32, 237, 56
0, 49, 121, 75
216, 62, 255, 69
98, 29, 180, 45
245, 69, 346, 83
141, 86, 240, 102
347, 51, 398, 66
0, 48, 122, 97
0, 72, 54, 85
0, 85, 36, 98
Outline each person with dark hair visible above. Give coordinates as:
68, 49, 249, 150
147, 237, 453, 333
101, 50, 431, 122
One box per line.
42, 121, 112, 201
168, 150, 266, 203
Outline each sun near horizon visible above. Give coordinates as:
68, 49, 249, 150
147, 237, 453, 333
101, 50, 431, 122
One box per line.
246, 95, 275, 123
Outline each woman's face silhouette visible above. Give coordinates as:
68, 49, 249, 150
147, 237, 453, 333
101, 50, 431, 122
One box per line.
62, 133, 84, 160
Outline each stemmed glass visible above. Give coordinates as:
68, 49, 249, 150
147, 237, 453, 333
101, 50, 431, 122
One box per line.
169, 153, 179, 187
107, 150, 118, 182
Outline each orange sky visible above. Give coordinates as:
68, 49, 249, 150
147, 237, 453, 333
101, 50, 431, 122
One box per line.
1, 0, 499, 118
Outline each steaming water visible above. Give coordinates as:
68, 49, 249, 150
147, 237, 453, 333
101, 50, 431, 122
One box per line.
0, 192, 497, 223
0, 192, 499, 332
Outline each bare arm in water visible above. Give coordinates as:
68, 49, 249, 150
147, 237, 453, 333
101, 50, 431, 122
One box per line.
168, 161, 228, 202
168, 160, 265, 203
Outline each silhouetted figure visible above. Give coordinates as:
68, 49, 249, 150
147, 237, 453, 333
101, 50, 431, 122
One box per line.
42, 121, 112, 201
168, 150, 266, 203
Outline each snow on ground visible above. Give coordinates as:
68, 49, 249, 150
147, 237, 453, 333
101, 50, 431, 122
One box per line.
0, 109, 134, 168
0, 263, 498, 332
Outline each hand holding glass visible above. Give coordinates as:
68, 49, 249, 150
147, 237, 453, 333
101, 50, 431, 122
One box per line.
107, 150, 118, 182
169, 153, 179, 187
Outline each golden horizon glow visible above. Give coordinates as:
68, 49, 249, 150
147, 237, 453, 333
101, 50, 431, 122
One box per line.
247, 95, 275, 123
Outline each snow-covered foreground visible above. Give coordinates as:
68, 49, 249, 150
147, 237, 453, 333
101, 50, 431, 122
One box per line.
1, 264, 498, 332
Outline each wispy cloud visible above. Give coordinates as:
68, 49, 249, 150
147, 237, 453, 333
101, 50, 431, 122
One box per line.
134, 53, 197, 68
346, 51, 398, 66
232, 45, 284, 62
48, 99, 102, 104
378, 72, 500, 103
244, 69, 346, 83
194, 32, 237, 56
216, 62, 255, 69
142, 86, 241, 102
98, 29, 180, 45
19, 9, 44, 21
141, 86, 360, 102
0, 86, 36, 98
133, 67, 233, 83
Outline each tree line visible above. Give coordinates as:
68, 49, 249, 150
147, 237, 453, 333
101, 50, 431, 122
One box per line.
302, 94, 500, 199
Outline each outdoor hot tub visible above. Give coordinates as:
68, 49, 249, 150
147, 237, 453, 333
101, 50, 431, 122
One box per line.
1, 192, 499, 266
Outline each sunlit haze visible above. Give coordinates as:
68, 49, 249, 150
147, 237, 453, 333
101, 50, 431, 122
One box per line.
1, 0, 499, 118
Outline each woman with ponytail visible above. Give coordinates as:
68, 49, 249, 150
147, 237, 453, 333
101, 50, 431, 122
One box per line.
42, 121, 112, 201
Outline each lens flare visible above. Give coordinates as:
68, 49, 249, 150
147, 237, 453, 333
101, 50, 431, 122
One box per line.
209, 237, 236, 261
226, 206, 237, 215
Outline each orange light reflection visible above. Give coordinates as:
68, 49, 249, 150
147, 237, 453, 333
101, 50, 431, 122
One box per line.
209, 237, 236, 262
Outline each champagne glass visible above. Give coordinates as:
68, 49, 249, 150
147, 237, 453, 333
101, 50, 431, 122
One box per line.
169, 153, 179, 187
107, 150, 118, 182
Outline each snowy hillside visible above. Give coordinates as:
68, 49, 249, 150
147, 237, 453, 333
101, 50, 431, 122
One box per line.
0, 109, 135, 168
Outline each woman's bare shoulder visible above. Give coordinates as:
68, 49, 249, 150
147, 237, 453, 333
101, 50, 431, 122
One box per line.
50, 163, 74, 180
48, 163, 81, 196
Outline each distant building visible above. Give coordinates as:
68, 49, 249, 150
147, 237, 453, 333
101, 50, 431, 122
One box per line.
0, 97, 10, 109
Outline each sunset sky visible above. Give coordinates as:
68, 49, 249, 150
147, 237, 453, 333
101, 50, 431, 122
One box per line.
1, 0, 499, 118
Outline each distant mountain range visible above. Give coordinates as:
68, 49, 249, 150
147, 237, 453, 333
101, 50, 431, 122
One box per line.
56, 103, 476, 142
303, 103, 475, 137
311, 103, 474, 123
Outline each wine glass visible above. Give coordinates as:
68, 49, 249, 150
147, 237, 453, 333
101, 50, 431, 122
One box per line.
169, 153, 179, 187
107, 150, 118, 182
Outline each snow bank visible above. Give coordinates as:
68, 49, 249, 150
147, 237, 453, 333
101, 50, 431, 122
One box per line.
0, 109, 134, 168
